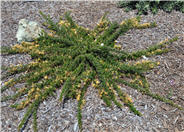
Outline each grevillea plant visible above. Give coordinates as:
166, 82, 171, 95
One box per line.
1, 11, 183, 131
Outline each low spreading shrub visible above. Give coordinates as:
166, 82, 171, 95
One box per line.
117, 1, 184, 15
1, 11, 183, 131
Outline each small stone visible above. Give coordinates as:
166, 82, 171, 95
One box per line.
73, 122, 79, 132
112, 116, 117, 121
121, 124, 126, 128
92, 122, 96, 126
16, 19, 42, 43
1, 102, 8, 107
47, 125, 52, 132
99, 123, 102, 127
145, 104, 147, 110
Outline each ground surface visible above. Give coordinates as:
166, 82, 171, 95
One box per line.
1, 1, 184, 132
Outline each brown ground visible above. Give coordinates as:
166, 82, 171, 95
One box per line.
1, 1, 184, 132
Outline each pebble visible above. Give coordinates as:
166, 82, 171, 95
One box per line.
73, 122, 79, 132
99, 123, 102, 127
112, 116, 117, 121
47, 125, 52, 132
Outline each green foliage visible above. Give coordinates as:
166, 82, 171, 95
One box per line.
1, 11, 183, 131
117, 1, 184, 15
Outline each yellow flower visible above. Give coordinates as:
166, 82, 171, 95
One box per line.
71, 29, 77, 33
156, 49, 162, 52
120, 21, 126, 25
99, 60, 104, 63
4, 79, 13, 86
36, 88, 41, 92
4, 82, 9, 86
24, 100, 30, 105
38, 51, 45, 55
95, 80, 100, 84
82, 99, 86, 106
114, 44, 121, 49
93, 32, 97, 36
30, 88, 35, 93
44, 76, 48, 79
48, 33, 53, 37
136, 75, 140, 79
127, 96, 133, 103
141, 60, 147, 63
35, 94, 39, 100
65, 22, 70, 27
160, 38, 169, 44
139, 80, 143, 86
76, 94, 80, 101
34, 45, 39, 48
49, 30, 56, 34
135, 61, 140, 65
157, 62, 160, 65
147, 52, 151, 56
44, 86, 49, 89
92, 82, 95, 87
17, 87, 26, 93
58, 20, 65, 25
139, 23, 150, 28
149, 64, 154, 68
28, 91, 32, 96
125, 94, 133, 103
21, 101, 24, 105
99, 90, 104, 97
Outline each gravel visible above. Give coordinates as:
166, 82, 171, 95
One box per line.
1, 1, 184, 132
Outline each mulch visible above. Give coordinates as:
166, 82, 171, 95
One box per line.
1, 1, 184, 132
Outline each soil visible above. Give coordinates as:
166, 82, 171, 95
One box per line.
1, 1, 184, 132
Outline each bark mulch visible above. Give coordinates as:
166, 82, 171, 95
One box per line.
1, 1, 184, 132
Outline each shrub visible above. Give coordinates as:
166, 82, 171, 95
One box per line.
1, 11, 183, 131
117, 1, 184, 15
